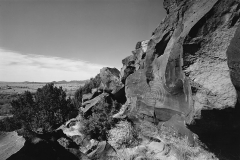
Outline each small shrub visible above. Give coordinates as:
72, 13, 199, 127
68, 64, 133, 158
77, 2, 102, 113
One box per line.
0, 117, 21, 131
1, 83, 78, 134
82, 99, 120, 141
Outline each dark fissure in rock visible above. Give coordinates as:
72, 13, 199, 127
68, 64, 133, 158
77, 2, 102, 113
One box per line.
121, 66, 135, 84
145, 52, 155, 84
155, 32, 171, 57
113, 87, 127, 104
145, 32, 172, 84
182, 43, 201, 71
230, 14, 240, 27
188, 103, 240, 160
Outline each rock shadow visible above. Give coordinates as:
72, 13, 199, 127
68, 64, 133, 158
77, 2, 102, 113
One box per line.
188, 102, 240, 160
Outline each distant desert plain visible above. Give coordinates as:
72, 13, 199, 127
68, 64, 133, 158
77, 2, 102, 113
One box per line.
0, 81, 86, 119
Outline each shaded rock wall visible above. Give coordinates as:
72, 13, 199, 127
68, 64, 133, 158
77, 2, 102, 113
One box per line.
188, 105, 240, 160
227, 23, 240, 102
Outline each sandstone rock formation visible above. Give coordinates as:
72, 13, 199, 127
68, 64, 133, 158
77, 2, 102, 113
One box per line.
82, 89, 99, 103
100, 67, 124, 94
0, 132, 25, 160
121, 0, 240, 124
78, 0, 240, 153
51, 0, 240, 158
227, 23, 240, 102
81, 92, 109, 114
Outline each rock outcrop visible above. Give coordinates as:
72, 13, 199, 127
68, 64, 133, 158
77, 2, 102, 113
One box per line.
121, 0, 240, 123
100, 67, 124, 94
81, 92, 109, 114
227, 23, 240, 102
78, 1, 240, 156
0, 132, 25, 160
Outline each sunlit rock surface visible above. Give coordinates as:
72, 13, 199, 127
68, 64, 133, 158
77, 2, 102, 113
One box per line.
100, 67, 124, 94
227, 24, 240, 102
0, 132, 25, 160
81, 92, 109, 113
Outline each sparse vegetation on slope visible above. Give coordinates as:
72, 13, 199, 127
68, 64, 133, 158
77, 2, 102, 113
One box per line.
0, 83, 78, 134
108, 120, 140, 149
159, 126, 218, 160
82, 98, 121, 141
74, 74, 101, 108
0, 93, 19, 116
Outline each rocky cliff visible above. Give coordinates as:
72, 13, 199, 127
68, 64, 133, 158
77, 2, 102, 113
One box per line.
121, 0, 240, 123
80, 0, 240, 159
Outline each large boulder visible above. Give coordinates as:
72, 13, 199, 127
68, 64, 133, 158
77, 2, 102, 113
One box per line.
100, 67, 124, 94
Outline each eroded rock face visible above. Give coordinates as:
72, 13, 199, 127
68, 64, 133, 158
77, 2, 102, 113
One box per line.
81, 93, 109, 114
121, 0, 240, 123
82, 88, 101, 103
227, 24, 240, 102
158, 115, 195, 145
100, 67, 124, 94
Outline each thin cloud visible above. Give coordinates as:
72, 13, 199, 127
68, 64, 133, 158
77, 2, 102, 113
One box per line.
0, 48, 107, 82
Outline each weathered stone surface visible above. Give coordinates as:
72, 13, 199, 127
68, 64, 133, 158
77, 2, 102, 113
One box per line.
117, 140, 178, 160
87, 141, 117, 160
8, 129, 89, 160
81, 93, 109, 113
82, 93, 93, 103
227, 24, 240, 102
159, 115, 195, 145
121, 0, 240, 124
100, 67, 124, 94
82, 88, 101, 103
58, 116, 117, 160
182, 0, 240, 113
59, 116, 84, 138
0, 132, 25, 160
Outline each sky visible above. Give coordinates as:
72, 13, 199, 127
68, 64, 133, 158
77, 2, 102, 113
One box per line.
0, 0, 166, 82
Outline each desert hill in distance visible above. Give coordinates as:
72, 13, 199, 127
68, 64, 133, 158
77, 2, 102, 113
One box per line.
0, 80, 87, 119
0, 80, 87, 95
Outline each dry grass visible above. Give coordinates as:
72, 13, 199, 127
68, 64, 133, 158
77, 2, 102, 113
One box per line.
137, 120, 160, 140
134, 120, 218, 160
159, 126, 218, 160
117, 147, 158, 160
108, 121, 140, 150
